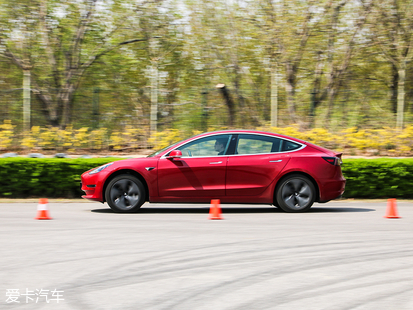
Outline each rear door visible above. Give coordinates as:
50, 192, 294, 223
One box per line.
226, 134, 296, 196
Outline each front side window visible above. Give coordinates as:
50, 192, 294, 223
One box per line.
176, 134, 231, 157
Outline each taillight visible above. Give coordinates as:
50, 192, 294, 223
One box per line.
322, 156, 342, 166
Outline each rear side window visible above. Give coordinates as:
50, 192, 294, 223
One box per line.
235, 134, 302, 154
236, 134, 282, 155
281, 140, 301, 152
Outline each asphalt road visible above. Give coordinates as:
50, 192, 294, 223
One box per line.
1, 200, 413, 310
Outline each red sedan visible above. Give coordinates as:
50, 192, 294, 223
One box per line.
81, 130, 345, 213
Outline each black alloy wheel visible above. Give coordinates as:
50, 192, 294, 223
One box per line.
105, 175, 145, 213
276, 174, 315, 212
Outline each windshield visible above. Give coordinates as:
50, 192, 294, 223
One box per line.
146, 139, 185, 157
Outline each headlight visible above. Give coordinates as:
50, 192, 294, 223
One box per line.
89, 162, 114, 175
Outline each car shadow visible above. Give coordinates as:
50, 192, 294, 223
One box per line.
91, 207, 280, 214
309, 207, 375, 213
91, 206, 375, 214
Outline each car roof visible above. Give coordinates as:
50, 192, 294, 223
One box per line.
195, 130, 307, 144
153, 129, 339, 158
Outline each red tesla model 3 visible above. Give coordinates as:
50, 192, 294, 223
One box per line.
81, 130, 345, 213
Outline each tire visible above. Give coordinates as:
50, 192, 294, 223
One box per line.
105, 175, 146, 213
276, 174, 315, 213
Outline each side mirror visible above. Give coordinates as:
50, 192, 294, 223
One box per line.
166, 150, 182, 160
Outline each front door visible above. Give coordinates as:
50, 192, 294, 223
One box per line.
158, 134, 232, 198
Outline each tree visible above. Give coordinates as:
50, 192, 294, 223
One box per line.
253, 0, 328, 127
185, 0, 266, 128
0, 0, 163, 128
310, 0, 372, 128
369, 0, 413, 129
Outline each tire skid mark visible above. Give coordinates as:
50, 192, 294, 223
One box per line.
148, 249, 413, 309
3, 235, 406, 270
58, 237, 404, 288
63, 241, 413, 288
2, 238, 267, 271
6, 240, 412, 309
324, 284, 413, 310
61, 246, 413, 309
151, 266, 413, 310
59, 240, 403, 292
229, 272, 413, 310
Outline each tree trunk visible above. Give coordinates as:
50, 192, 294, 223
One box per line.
61, 95, 71, 128
270, 60, 278, 127
150, 63, 159, 134
23, 69, 31, 132
325, 86, 338, 127
390, 64, 398, 114
216, 83, 235, 126
231, 64, 245, 126
310, 52, 323, 128
396, 65, 406, 129
285, 63, 298, 124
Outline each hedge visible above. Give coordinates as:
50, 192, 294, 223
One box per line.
342, 158, 413, 198
0, 158, 121, 198
0, 158, 412, 199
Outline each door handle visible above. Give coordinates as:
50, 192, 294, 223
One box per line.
269, 160, 282, 163
210, 161, 223, 164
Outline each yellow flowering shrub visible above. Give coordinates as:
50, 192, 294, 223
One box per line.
148, 129, 206, 150
21, 126, 41, 149
343, 129, 371, 150
148, 128, 182, 150
397, 125, 413, 148
37, 127, 59, 149
0, 120, 14, 149
122, 126, 142, 148
108, 126, 144, 150
89, 128, 108, 150
305, 128, 335, 146
1, 121, 413, 156
266, 125, 306, 140
57, 126, 74, 149
72, 127, 90, 148
109, 131, 123, 150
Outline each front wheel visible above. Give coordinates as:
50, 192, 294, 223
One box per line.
276, 174, 315, 213
105, 175, 146, 213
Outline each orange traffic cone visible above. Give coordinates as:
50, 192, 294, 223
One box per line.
209, 199, 223, 220
35, 198, 52, 220
384, 198, 401, 219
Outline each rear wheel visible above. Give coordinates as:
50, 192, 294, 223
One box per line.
105, 175, 145, 213
276, 174, 315, 212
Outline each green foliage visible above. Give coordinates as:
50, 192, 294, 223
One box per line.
1, 0, 413, 131
0, 158, 412, 199
342, 159, 413, 199
0, 158, 121, 198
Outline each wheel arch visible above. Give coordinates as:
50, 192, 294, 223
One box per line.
274, 171, 320, 204
102, 169, 149, 203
